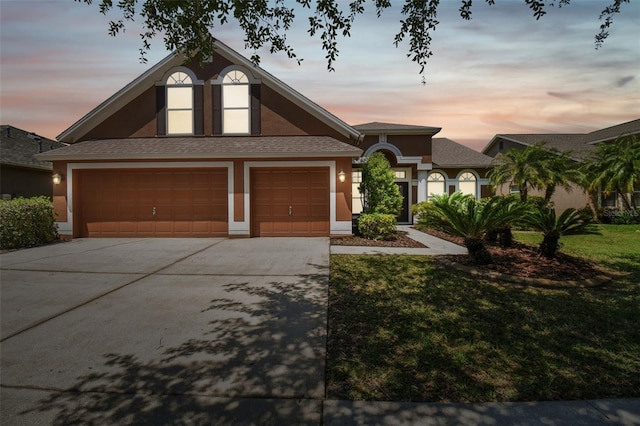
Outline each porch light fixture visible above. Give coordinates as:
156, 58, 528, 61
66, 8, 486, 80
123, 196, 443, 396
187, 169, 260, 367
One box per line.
338, 169, 346, 183
52, 173, 64, 185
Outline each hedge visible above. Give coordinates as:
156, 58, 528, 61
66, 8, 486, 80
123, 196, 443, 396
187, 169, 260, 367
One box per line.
357, 213, 397, 240
0, 197, 59, 250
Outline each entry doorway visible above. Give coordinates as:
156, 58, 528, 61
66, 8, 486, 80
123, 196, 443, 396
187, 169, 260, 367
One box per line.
396, 181, 410, 223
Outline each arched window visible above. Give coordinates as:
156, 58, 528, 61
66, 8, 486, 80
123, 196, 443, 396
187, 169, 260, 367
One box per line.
222, 70, 250, 134
458, 172, 477, 198
166, 71, 193, 135
427, 172, 446, 199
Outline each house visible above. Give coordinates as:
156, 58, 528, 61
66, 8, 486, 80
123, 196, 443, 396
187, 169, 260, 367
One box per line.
36, 41, 495, 239
351, 122, 492, 223
1, 125, 66, 199
482, 119, 640, 211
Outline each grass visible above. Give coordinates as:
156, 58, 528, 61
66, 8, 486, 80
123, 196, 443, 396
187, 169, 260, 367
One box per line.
327, 225, 640, 402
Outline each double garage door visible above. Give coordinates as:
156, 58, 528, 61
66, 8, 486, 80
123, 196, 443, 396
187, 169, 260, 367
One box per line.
77, 167, 329, 237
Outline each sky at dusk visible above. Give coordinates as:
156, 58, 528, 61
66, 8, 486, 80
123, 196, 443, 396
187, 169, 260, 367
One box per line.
1, 0, 639, 152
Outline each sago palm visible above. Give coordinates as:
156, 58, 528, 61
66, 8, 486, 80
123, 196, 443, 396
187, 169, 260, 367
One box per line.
427, 194, 529, 265
524, 207, 598, 258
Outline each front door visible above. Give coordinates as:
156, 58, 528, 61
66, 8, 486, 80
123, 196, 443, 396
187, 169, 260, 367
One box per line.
396, 181, 410, 223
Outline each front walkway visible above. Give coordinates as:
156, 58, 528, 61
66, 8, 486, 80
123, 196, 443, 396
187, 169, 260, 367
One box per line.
330, 225, 467, 256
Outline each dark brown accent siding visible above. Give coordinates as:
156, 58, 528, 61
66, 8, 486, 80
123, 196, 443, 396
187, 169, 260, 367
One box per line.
212, 85, 222, 135
156, 85, 166, 136
387, 135, 431, 157
481, 185, 493, 198
260, 85, 350, 142
194, 85, 204, 135
251, 84, 261, 135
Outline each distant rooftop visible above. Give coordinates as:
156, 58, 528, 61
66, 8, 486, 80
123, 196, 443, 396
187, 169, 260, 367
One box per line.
353, 122, 441, 135
1, 125, 66, 170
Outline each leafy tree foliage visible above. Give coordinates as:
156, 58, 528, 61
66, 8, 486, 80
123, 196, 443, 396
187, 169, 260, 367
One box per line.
78, 0, 630, 75
359, 152, 403, 216
581, 135, 640, 210
488, 141, 581, 206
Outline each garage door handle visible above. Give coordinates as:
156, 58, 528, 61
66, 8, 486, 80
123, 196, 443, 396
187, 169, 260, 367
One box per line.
152, 206, 157, 216
289, 206, 292, 216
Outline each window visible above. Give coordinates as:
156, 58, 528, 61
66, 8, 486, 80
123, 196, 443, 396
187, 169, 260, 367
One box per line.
601, 191, 617, 208
352, 171, 363, 214
427, 172, 446, 199
458, 172, 477, 198
222, 70, 250, 134
166, 71, 193, 135
394, 170, 406, 179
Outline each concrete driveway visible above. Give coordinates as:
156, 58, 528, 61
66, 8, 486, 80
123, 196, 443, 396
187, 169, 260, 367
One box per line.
1, 238, 329, 425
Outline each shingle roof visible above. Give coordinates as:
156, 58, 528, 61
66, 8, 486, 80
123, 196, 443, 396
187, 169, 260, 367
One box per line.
483, 119, 640, 159
35, 136, 362, 161
495, 134, 595, 159
353, 122, 441, 135
432, 138, 493, 167
584, 118, 640, 144
1, 125, 66, 170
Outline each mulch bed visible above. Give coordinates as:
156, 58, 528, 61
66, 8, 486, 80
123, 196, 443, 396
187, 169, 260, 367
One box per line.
422, 228, 603, 282
332, 227, 603, 282
331, 232, 426, 248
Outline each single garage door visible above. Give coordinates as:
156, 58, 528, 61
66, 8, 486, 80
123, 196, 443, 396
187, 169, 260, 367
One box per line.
77, 168, 228, 237
251, 168, 330, 237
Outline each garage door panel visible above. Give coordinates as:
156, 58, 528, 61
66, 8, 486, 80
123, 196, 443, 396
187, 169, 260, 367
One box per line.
251, 168, 329, 237
78, 169, 228, 237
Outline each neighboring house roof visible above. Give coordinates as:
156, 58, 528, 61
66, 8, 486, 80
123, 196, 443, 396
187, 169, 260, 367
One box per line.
35, 136, 362, 161
431, 138, 493, 168
584, 118, 640, 144
0, 125, 66, 171
58, 40, 361, 144
353, 122, 441, 135
482, 118, 640, 160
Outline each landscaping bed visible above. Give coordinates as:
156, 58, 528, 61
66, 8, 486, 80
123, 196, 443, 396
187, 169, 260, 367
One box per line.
331, 232, 426, 248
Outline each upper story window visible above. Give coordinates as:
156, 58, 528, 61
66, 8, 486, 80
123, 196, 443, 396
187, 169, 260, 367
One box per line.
427, 172, 446, 199
458, 172, 477, 198
166, 71, 193, 135
222, 70, 250, 134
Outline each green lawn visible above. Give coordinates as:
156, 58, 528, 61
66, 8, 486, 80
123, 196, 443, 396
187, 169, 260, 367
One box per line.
327, 225, 640, 402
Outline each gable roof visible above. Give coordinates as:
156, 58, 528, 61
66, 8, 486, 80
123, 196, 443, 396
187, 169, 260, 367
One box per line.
1, 125, 67, 171
36, 136, 362, 161
353, 122, 441, 135
58, 40, 361, 144
482, 119, 640, 160
432, 138, 493, 167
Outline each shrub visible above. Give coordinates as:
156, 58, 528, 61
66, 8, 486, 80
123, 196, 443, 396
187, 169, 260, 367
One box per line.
358, 213, 397, 240
0, 197, 58, 250
411, 201, 436, 227
359, 152, 403, 216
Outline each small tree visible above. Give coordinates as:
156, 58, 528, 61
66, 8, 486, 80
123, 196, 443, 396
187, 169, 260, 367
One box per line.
359, 152, 403, 216
426, 194, 529, 265
524, 207, 598, 258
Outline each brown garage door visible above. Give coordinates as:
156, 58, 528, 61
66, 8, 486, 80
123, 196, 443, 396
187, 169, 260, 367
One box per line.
251, 168, 330, 237
77, 168, 228, 237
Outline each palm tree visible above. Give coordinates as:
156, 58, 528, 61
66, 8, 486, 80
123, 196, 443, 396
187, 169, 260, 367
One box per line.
582, 135, 640, 210
524, 207, 597, 258
488, 142, 548, 203
427, 194, 529, 265
538, 148, 581, 207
